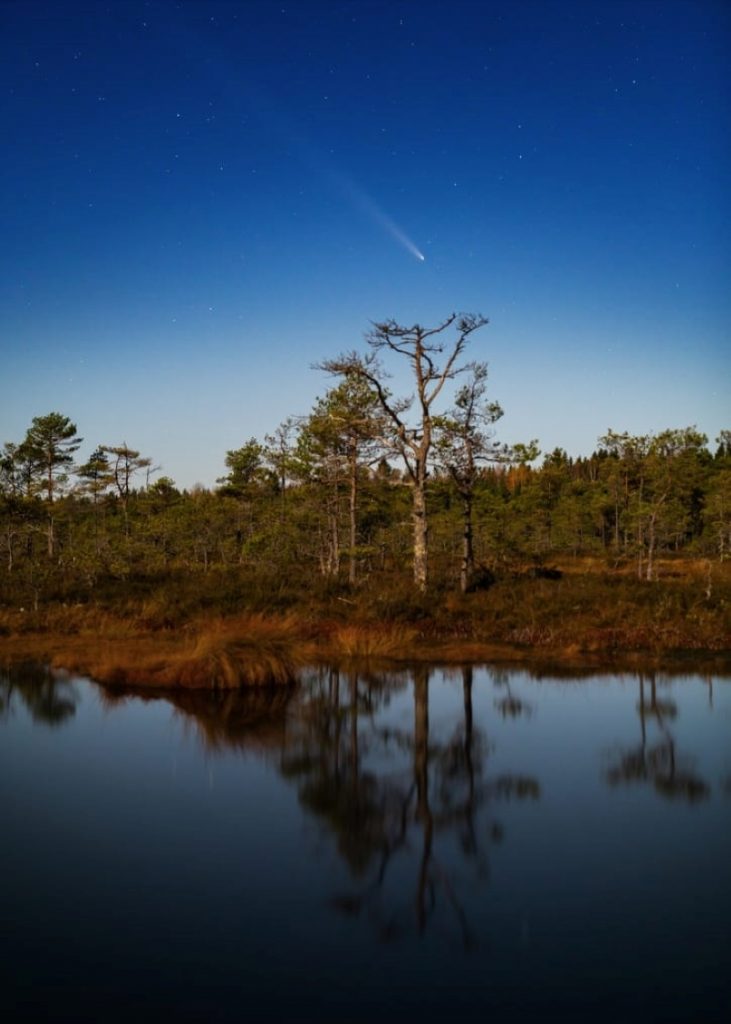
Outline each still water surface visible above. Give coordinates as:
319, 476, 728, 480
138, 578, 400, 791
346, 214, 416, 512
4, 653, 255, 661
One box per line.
1, 662, 730, 1022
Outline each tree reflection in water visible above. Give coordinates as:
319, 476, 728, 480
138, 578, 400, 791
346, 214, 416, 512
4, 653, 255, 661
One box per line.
8, 660, 719, 950
492, 667, 533, 720
280, 664, 540, 948
0, 663, 79, 727
1, 662, 541, 948
606, 673, 710, 802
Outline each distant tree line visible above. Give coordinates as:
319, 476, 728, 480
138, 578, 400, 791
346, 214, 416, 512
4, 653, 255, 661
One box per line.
1, 314, 729, 609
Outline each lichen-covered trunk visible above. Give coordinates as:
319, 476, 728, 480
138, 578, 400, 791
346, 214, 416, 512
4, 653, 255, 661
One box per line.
412, 479, 428, 591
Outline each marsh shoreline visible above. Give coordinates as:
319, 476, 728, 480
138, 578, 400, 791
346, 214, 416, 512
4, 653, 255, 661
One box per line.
2, 562, 730, 686
2, 611, 729, 689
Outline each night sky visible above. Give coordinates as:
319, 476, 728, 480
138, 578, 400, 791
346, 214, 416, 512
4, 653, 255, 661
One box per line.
2, 0, 729, 487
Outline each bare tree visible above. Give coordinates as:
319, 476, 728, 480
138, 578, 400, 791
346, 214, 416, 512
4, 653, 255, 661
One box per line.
103, 443, 152, 538
321, 313, 488, 590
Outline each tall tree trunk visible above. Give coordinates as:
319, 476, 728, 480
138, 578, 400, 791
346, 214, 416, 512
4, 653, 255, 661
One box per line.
460, 492, 474, 593
646, 510, 657, 581
330, 508, 340, 575
332, 477, 340, 576
122, 493, 130, 541
412, 467, 429, 591
46, 513, 55, 559
636, 475, 644, 580
614, 484, 620, 551
348, 447, 358, 585
6, 527, 14, 573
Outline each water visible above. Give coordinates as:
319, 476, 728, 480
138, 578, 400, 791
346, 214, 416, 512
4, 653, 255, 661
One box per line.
1, 662, 729, 1022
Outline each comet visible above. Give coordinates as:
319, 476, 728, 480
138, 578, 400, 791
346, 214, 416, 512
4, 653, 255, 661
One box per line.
163, 13, 424, 262
369, 205, 426, 263
326, 166, 426, 263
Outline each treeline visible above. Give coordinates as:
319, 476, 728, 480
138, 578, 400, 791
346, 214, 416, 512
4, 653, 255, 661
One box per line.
1, 315, 729, 612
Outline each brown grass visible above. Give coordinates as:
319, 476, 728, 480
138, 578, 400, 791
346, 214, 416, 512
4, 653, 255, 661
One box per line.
328, 623, 418, 660
162, 614, 311, 688
0, 604, 140, 639
1, 562, 730, 684
1, 613, 314, 689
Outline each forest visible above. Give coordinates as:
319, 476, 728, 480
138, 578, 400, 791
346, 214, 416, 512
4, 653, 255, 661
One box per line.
1, 316, 730, 671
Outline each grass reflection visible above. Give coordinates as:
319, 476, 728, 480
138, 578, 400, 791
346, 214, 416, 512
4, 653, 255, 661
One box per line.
0, 663, 78, 727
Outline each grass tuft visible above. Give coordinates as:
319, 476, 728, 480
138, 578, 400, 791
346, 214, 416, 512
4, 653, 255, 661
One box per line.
166, 614, 309, 687
329, 623, 417, 659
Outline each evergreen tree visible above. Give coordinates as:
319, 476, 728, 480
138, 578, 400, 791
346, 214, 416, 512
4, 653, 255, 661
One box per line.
23, 413, 82, 504
21, 413, 82, 557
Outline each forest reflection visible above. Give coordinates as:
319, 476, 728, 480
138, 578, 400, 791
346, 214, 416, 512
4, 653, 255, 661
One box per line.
119, 663, 542, 945
2, 660, 722, 950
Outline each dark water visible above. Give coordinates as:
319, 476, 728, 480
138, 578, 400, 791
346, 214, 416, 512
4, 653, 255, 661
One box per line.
1, 662, 730, 1023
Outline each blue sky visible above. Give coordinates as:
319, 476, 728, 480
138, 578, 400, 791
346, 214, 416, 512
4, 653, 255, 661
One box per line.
1, 0, 729, 487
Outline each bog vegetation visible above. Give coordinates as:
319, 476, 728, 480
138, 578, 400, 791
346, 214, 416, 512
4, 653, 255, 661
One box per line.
1, 315, 730, 676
